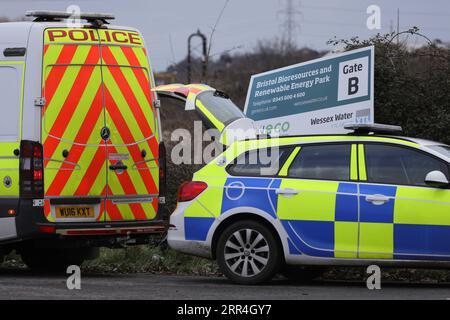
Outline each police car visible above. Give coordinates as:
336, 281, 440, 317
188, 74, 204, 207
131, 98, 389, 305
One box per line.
0, 11, 166, 270
164, 109, 450, 284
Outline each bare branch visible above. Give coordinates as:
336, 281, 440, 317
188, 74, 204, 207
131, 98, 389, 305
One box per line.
207, 0, 231, 63
210, 45, 244, 58
168, 33, 177, 67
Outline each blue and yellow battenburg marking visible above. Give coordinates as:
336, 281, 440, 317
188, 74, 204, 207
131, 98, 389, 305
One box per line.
183, 177, 281, 241
221, 177, 281, 218
182, 175, 450, 261
280, 182, 450, 261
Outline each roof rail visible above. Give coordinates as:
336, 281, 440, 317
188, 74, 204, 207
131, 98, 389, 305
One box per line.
25, 10, 115, 25
344, 123, 403, 135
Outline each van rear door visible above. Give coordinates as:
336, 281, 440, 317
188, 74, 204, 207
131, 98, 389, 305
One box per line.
42, 28, 106, 222
43, 28, 160, 223
100, 29, 160, 222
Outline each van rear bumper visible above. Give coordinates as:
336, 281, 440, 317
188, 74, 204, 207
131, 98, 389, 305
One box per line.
36, 220, 167, 236
26, 220, 168, 248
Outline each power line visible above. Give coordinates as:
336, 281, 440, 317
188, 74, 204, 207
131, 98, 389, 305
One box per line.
302, 4, 450, 17
302, 18, 450, 32
397, 8, 400, 45
278, 0, 302, 47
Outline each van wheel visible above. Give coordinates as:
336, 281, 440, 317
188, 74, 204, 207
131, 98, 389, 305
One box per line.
281, 265, 327, 283
21, 247, 99, 273
216, 220, 281, 285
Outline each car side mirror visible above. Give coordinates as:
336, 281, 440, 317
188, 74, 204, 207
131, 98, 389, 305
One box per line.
425, 170, 450, 188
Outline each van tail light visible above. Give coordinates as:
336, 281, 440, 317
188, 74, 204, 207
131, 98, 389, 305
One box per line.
177, 181, 208, 202
20, 140, 44, 199
158, 142, 167, 197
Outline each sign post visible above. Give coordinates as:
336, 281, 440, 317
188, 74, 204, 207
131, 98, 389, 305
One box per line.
244, 46, 374, 136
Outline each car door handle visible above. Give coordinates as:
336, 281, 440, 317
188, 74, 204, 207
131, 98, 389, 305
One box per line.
365, 194, 390, 205
109, 164, 128, 171
275, 188, 300, 196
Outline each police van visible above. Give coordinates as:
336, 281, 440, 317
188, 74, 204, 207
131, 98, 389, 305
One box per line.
0, 11, 166, 270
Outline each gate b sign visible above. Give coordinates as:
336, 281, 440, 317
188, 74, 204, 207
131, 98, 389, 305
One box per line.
338, 56, 369, 102
244, 46, 374, 135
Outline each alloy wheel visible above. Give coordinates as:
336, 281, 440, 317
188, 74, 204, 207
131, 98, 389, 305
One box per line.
223, 228, 270, 277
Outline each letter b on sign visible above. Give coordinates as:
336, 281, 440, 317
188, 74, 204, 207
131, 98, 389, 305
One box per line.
348, 77, 359, 95
338, 57, 369, 102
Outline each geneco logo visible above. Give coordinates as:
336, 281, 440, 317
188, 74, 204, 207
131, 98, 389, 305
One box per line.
262, 121, 290, 135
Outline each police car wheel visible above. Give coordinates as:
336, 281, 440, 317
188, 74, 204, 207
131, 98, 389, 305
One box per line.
217, 220, 280, 285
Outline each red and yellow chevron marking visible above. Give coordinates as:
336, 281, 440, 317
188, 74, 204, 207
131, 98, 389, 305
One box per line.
105, 199, 158, 221
44, 199, 52, 221
104, 88, 158, 195
101, 45, 159, 146
42, 28, 159, 223
105, 153, 157, 221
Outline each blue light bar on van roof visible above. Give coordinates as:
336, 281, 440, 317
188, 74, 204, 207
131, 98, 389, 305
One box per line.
344, 123, 403, 135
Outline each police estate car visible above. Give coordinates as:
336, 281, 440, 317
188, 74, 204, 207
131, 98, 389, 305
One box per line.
166, 115, 450, 284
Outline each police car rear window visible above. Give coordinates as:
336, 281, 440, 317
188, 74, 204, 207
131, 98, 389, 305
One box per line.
227, 147, 292, 177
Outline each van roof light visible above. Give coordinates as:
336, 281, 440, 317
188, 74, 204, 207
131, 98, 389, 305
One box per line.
25, 10, 115, 23
344, 123, 403, 135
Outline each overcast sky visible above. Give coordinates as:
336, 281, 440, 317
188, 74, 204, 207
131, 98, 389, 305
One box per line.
1, 0, 450, 71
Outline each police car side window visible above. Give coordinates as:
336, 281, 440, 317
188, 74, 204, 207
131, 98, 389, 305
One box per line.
227, 147, 292, 177
364, 144, 450, 187
288, 144, 351, 181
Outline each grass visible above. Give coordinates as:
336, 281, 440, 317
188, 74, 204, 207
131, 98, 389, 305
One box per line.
1, 245, 220, 275
323, 266, 450, 284
1, 251, 26, 269
2, 245, 450, 284
82, 246, 220, 275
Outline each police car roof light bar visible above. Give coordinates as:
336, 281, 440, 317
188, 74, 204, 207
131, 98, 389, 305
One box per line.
25, 10, 115, 22
344, 123, 403, 135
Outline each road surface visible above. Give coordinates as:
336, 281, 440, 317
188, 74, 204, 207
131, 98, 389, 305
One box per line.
1, 267, 450, 300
